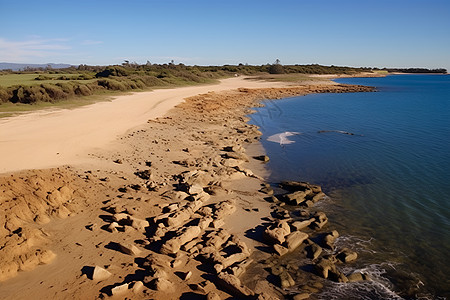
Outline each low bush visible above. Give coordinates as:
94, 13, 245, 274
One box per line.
74, 84, 92, 96
0, 86, 11, 103
35, 75, 52, 81
40, 84, 67, 101
97, 79, 127, 91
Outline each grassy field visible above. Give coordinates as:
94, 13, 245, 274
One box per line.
0, 73, 96, 87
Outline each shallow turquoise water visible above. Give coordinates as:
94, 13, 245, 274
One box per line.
250, 75, 450, 299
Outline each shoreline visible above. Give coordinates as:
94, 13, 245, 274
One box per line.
0, 80, 375, 299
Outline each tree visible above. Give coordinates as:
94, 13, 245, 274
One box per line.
268, 59, 284, 74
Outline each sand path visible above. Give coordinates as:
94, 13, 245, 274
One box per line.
0, 77, 284, 174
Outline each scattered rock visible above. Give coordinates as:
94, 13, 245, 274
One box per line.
111, 283, 129, 296
206, 292, 221, 300
179, 271, 192, 281
132, 281, 144, 293
92, 265, 112, 281
253, 155, 269, 162
305, 243, 322, 260
216, 272, 255, 298
278, 270, 295, 288
336, 248, 358, 263
314, 258, 335, 279
293, 292, 311, 300
160, 226, 202, 255
322, 230, 339, 249
263, 220, 291, 245
290, 219, 313, 231
273, 244, 289, 256
285, 231, 309, 252
118, 243, 142, 256
259, 186, 274, 195
85, 223, 98, 231
153, 277, 173, 292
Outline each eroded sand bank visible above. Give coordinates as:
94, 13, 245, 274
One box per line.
0, 79, 374, 299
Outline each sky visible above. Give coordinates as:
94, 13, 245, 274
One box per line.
0, 0, 449, 70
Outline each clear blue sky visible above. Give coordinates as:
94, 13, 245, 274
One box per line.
1, 0, 449, 70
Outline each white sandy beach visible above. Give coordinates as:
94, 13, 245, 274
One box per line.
0, 77, 285, 174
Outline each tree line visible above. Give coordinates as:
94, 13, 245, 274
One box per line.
1, 62, 446, 105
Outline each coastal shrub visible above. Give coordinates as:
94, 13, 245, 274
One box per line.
0, 86, 10, 102
129, 77, 146, 89
97, 79, 127, 91
34, 74, 52, 81
268, 64, 285, 74
74, 84, 92, 96
75, 74, 94, 80
10, 86, 45, 103
139, 75, 165, 87
55, 82, 76, 97
40, 84, 67, 101
95, 66, 130, 78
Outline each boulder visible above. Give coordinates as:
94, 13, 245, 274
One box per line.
347, 272, 364, 282
253, 155, 270, 162
263, 221, 290, 244
113, 212, 131, 223
216, 272, 255, 298
223, 145, 245, 153
336, 248, 358, 263
314, 258, 336, 279
188, 184, 204, 195
323, 230, 339, 249
207, 292, 221, 300
213, 200, 236, 219
160, 226, 202, 255
278, 270, 295, 288
130, 217, 149, 231
293, 293, 311, 300
285, 231, 309, 252
119, 243, 142, 256
86, 223, 98, 231
283, 190, 308, 205
347, 272, 370, 282
273, 244, 289, 256
165, 210, 191, 228
221, 158, 244, 168
305, 243, 322, 260
229, 258, 253, 277
161, 190, 189, 201
259, 186, 274, 195
224, 152, 249, 161
132, 281, 144, 293
111, 283, 129, 296
92, 265, 112, 281
311, 212, 328, 230
205, 228, 231, 249
328, 269, 349, 283
280, 181, 322, 193
312, 192, 326, 202
290, 219, 313, 231
180, 271, 192, 281
107, 222, 120, 233
153, 278, 173, 292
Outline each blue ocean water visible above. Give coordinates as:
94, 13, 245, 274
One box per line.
249, 75, 450, 299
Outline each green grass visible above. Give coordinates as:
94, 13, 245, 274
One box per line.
0, 73, 96, 87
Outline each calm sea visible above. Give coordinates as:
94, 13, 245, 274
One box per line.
249, 75, 450, 299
